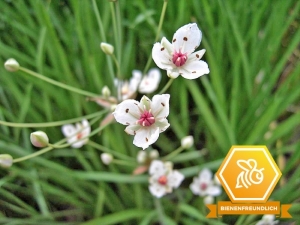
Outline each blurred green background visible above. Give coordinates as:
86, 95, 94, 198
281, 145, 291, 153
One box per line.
0, 0, 299, 224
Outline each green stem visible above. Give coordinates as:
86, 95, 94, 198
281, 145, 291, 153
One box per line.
19, 67, 99, 97
0, 110, 108, 128
154, 197, 165, 225
13, 115, 109, 163
112, 159, 136, 167
112, 53, 121, 79
88, 141, 134, 161
143, 0, 168, 75
162, 146, 184, 161
92, 0, 115, 86
159, 78, 174, 94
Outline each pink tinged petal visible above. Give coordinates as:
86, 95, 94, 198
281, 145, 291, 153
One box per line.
133, 127, 160, 150
113, 99, 141, 125
151, 94, 170, 118
172, 23, 201, 55
152, 43, 174, 71
180, 60, 209, 79
149, 183, 166, 198
189, 49, 206, 61
167, 170, 184, 188
149, 160, 166, 176
206, 185, 222, 196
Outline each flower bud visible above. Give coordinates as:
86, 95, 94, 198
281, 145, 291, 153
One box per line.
181, 135, 194, 149
100, 42, 114, 55
0, 154, 13, 168
4, 58, 20, 72
102, 86, 111, 98
167, 70, 179, 79
101, 153, 113, 165
149, 149, 159, 159
30, 131, 49, 147
203, 195, 214, 205
137, 150, 147, 164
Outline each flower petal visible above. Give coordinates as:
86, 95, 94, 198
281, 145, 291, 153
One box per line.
152, 43, 173, 71
155, 119, 170, 133
207, 185, 222, 196
149, 183, 166, 198
190, 178, 201, 195
62, 124, 76, 137
189, 49, 206, 61
138, 68, 161, 94
149, 160, 166, 175
199, 168, 213, 182
180, 60, 209, 79
133, 127, 160, 149
151, 94, 170, 118
167, 170, 184, 188
172, 23, 201, 55
124, 124, 140, 135
113, 99, 141, 125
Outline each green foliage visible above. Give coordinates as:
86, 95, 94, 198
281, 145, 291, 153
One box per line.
0, 0, 299, 224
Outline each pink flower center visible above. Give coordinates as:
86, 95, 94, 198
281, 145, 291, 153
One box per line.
200, 183, 208, 191
77, 132, 83, 139
172, 51, 188, 67
137, 111, 155, 126
158, 175, 168, 185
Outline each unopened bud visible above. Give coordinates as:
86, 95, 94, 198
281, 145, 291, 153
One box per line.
30, 131, 49, 147
102, 86, 111, 98
167, 70, 179, 79
4, 58, 20, 72
137, 150, 147, 164
100, 42, 114, 55
149, 149, 159, 159
203, 195, 214, 205
0, 154, 13, 168
101, 153, 113, 165
181, 136, 194, 149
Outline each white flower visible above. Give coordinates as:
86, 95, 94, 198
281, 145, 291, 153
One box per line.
149, 160, 184, 198
30, 131, 49, 148
136, 68, 161, 94
181, 135, 194, 149
113, 94, 170, 150
152, 23, 209, 79
190, 168, 222, 197
149, 149, 159, 159
115, 71, 141, 101
62, 119, 91, 148
256, 215, 279, 225
101, 153, 113, 165
203, 195, 214, 205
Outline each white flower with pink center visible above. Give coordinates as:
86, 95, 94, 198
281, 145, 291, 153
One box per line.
149, 160, 184, 198
113, 94, 170, 150
152, 23, 209, 79
61, 119, 91, 148
190, 168, 222, 197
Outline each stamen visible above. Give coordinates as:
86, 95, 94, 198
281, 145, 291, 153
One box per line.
137, 111, 155, 126
172, 50, 188, 67
200, 183, 208, 190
